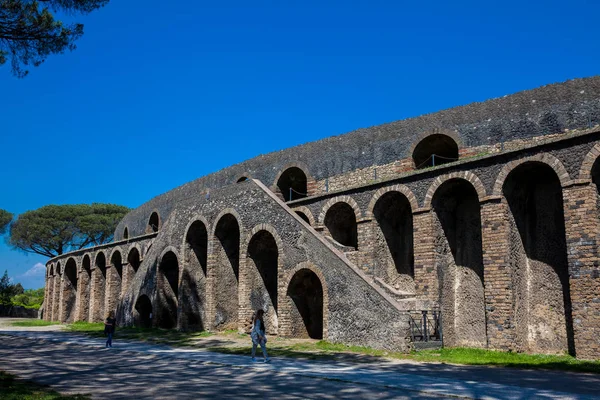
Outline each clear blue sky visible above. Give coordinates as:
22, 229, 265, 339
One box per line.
1, 0, 599, 289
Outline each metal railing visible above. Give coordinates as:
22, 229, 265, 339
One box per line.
409, 310, 443, 345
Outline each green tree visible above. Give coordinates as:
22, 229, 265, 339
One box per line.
0, 0, 109, 77
12, 287, 44, 309
0, 209, 12, 234
0, 270, 13, 306
9, 203, 130, 258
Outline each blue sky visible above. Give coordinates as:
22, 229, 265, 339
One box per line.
1, 0, 599, 289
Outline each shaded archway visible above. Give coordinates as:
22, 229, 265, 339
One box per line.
324, 202, 358, 249
295, 211, 310, 225
503, 162, 574, 355
247, 230, 279, 334
413, 134, 459, 169
125, 247, 141, 293
123, 227, 129, 239
277, 167, 308, 201
432, 178, 486, 348
134, 295, 153, 328
286, 269, 323, 339
91, 253, 107, 322
373, 191, 414, 292
157, 251, 179, 329
147, 212, 159, 233
77, 255, 91, 322
61, 258, 77, 323
213, 214, 240, 330
106, 251, 123, 316
182, 220, 208, 330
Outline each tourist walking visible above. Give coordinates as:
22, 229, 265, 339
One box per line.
250, 309, 270, 363
104, 311, 116, 348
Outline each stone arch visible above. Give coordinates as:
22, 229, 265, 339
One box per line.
91, 251, 107, 322
273, 163, 312, 201
146, 210, 160, 233
431, 177, 486, 348
181, 216, 210, 331
134, 294, 153, 328
282, 262, 328, 339
242, 224, 285, 335
578, 143, 600, 181
370, 189, 415, 291
106, 248, 124, 317
157, 248, 180, 329
236, 173, 252, 183
61, 257, 78, 323
503, 161, 574, 355
410, 130, 462, 169
123, 226, 129, 240
319, 196, 361, 250
493, 153, 571, 196
423, 171, 486, 209
292, 206, 315, 226
77, 254, 92, 322
366, 184, 419, 218
212, 210, 242, 330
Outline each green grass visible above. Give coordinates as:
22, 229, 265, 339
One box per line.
0, 370, 90, 400
11, 319, 60, 327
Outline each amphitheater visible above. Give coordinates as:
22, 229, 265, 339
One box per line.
44, 77, 600, 359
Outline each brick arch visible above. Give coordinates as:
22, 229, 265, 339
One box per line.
318, 195, 362, 224
492, 153, 571, 196
366, 184, 418, 218
181, 214, 211, 253
48, 263, 54, 277
210, 208, 244, 238
235, 172, 253, 183
241, 223, 285, 259
578, 143, 600, 181
280, 261, 329, 339
158, 246, 181, 264
409, 128, 463, 154
56, 261, 62, 276
80, 254, 92, 273
146, 209, 161, 233
108, 246, 125, 266
271, 162, 315, 190
423, 171, 487, 208
126, 243, 143, 261
291, 206, 316, 226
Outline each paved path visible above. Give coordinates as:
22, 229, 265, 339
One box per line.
1, 328, 599, 399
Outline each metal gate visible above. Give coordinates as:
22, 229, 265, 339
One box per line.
409, 310, 443, 349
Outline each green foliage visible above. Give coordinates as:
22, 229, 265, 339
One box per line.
9, 203, 130, 257
0, 209, 12, 234
12, 288, 44, 309
11, 319, 59, 327
0, 271, 30, 307
0, 370, 90, 399
0, 0, 108, 78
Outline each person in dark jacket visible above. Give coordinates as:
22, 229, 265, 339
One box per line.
104, 311, 116, 348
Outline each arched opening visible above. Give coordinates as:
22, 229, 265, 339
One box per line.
62, 259, 77, 323
107, 251, 123, 315
286, 269, 323, 339
182, 220, 208, 331
295, 211, 310, 225
157, 251, 179, 329
124, 247, 141, 295
413, 134, 459, 169
237, 176, 248, 183
52, 263, 61, 321
78, 255, 91, 322
432, 179, 486, 348
373, 192, 414, 292
127, 248, 141, 274
503, 162, 574, 355
324, 202, 358, 250
134, 295, 153, 329
92, 254, 106, 322
277, 167, 308, 201
147, 212, 159, 233
123, 227, 129, 239
213, 214, 240, 330
247, 230, 279, 334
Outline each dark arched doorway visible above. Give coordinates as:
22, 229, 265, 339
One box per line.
432, 178, 486, 348
62, 258, 78, 323
286, 269, 323, 339
277, 167, 308, 201
157, 251, 179, 329
413, 134, 459, 169
504, 162, 573, 355
247, 230, 279, 334
135, 295, 153, 328
324, 202, 358, 249
147, 212, 160, 233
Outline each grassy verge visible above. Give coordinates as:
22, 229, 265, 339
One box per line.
11, 320, 61, 327
0, 370, 90, 400
64, 322, 600, 374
